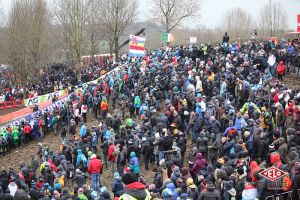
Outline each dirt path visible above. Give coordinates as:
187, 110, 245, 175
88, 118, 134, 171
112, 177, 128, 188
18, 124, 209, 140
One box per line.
0, 113, 162, 191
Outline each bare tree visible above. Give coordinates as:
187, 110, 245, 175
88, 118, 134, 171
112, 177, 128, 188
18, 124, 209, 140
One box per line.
85, 0, 102, 60
259, 1, 287, 37
54, 0, 92, 78
0, 0, 5, 26
7, 0, 50, 82
151, 0, 201, 33
97, 0, 137, 60
221, 7, 253, 41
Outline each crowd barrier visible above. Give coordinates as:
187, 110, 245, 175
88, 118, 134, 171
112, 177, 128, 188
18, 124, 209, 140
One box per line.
0, 67, 119, 126
264, 190, 300, 200
0, 100, 24, 110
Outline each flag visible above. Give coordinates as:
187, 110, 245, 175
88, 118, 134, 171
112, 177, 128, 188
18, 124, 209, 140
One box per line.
298, 15, 300, 32
161, 32, 174, 43
129, 34, 146, 57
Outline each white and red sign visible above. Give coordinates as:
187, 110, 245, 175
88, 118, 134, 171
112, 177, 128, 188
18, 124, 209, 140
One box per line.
259, 166, 287, 182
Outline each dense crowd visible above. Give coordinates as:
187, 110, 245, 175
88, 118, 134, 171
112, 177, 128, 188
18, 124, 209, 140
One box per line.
0, 35, 300, 200
0, 63, 110, 103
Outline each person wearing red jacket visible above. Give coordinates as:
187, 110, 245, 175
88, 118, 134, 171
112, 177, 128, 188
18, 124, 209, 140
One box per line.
88, 154, 103, 192
23, 124, 32, 143
276, 61, 285, 81
108, 141, 116, 175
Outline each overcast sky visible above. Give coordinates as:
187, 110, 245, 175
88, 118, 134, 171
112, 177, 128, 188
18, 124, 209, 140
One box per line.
1, 0, 300, 30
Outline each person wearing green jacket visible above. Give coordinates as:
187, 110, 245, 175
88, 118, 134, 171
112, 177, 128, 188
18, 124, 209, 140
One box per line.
240, 100, 261, 117
0, 128, 7, 155
11, 126, 20, 147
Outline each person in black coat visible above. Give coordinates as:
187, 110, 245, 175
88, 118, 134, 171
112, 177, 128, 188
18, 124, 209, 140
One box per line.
198, 182, 221, 200
292, 166, 300, 200
223, 32, 229, 44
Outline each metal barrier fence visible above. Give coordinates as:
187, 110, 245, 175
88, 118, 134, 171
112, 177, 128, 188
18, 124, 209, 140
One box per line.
0, 100, 24, 110
264, 189, 300, 200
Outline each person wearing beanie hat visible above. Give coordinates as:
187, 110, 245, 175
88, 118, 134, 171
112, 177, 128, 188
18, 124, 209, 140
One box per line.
29, 180, 41, 200
120, 173, 150, 200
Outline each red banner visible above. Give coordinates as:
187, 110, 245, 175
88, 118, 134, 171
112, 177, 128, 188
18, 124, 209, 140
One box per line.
298, 15, 300, 32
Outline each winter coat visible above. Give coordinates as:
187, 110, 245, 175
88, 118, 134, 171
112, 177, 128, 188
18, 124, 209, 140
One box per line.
195, 76, 203, 93
242, 183, 258, 200
129, 152, 140, 174
88, 157, 103, 174
276, 61, 285, 75
249, 161, 261, 182
119, 182, 150, 200
277, 138, 288, 164
223, 187, 236, 200
198, 184, 221, 200
108, 144, 116, 162
73, 172, 87, 187
192, 153, 208, 175
79, 125, 87, 138
292, 173, 300, 200
112, 178, 124, 197
276, 109, 286, 126
76, 149, 87, 167
171, 166, 182, 185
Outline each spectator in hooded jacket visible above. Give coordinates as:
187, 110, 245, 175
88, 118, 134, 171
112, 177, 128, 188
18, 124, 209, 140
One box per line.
88, 154, 103, 192
192, 153, 208, 176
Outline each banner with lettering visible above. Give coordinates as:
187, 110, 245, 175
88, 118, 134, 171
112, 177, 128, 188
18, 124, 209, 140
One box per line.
0, 95, 71, 129
24, 89, 68, 107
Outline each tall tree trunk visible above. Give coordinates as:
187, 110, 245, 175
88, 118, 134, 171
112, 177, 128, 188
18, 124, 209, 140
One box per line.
114, 35, 119, 61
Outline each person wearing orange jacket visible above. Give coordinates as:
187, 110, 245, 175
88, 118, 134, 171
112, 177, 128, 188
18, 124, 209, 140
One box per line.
100, 97, 108, 120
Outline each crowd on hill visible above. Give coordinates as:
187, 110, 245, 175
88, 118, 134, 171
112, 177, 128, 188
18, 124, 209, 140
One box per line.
0, 63, 111, 103
0, 35, 300, 200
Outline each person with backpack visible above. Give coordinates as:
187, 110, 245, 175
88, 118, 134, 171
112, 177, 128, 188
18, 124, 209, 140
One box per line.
73, 169, 88, 188
107, 140, 116, 175
117, 145, 127, 176
141, 137, 152, 170
112, 172, 124, 198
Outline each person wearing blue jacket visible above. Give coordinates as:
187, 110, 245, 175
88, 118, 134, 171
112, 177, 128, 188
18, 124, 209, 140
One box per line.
79, 123, 87, 138
76, 149, 87, 167
129, 152, 140, 176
